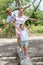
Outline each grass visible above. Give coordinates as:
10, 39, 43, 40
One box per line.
29, 25, 43, 33
28, 25, 43, 36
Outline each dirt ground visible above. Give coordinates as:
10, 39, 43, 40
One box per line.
0, 39, 43, 65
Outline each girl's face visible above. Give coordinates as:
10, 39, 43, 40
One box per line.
19, 9, 24, 16
20, 25, 25, 30
7, 10, 11, 15
6, 8, 12, 16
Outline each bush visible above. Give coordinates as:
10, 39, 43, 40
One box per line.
29, 25, 43, 33
0, 23, 16, 38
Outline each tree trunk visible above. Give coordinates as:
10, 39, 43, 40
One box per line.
31, 0, 42, 18
15, 0, 20, 8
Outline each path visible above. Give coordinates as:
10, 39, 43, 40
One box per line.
0, 37, 43, 65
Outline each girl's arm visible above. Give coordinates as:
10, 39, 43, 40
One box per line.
28, 18, 37, 21
2, 22, 8, 30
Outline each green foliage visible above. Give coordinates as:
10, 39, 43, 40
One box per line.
0, 23, 16, 38
0, 0, 14, 19
29, 25, 43, 33
25, 9, 43, 26
34, 10, 43, 20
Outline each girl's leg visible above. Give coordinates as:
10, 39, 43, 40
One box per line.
16, 29, 23, 50
17, 35, 23, 50
23, 46, 28, 58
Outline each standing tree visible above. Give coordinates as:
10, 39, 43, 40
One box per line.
31, 0, 42, 18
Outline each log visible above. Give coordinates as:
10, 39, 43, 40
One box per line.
15, 46, 33, 65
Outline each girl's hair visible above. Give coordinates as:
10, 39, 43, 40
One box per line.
20, 24, 25, 28
6, 8, 10, 12
20, 24, 23, 27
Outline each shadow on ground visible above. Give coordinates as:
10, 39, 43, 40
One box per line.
0, 40, 43, 65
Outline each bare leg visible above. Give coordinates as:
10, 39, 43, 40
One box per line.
23, 46, 28, 57
17, 34, 23, 50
